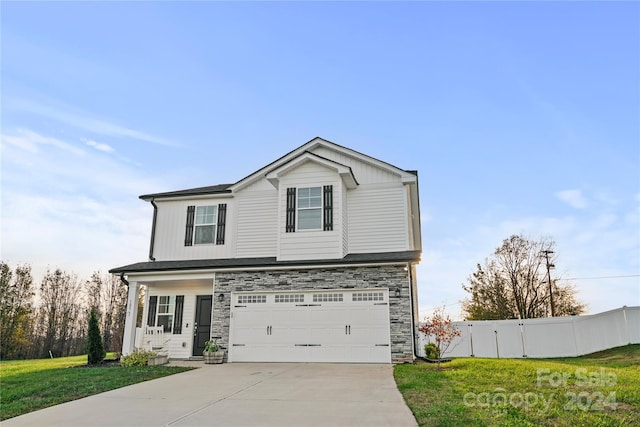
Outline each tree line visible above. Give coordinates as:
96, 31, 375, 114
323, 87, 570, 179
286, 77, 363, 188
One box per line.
0, 261, 129, 360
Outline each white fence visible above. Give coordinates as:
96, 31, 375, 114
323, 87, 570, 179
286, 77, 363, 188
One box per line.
417, 306, 640, 359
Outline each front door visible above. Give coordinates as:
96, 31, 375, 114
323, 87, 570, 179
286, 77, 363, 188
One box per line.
192, 295, 212, 356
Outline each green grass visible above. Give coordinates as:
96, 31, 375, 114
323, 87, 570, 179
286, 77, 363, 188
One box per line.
395, 344, 640, 427
0, 354, 193, 421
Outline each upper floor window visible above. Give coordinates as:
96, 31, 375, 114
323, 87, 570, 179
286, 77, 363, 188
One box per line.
195, 205, 217, 244
184, 203, 227, 246
286, 186, 332, 232
297, 187, 322, 230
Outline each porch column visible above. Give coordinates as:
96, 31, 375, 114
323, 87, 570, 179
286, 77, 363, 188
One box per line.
122, 281, 140, 356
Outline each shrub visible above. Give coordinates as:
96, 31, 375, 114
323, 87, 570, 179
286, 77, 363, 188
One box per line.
120, 349, 157, 367
87, 307, 106, 365
424, 342, 439, 359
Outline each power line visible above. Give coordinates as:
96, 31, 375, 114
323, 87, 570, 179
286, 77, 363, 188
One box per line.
558, 274, 640, 281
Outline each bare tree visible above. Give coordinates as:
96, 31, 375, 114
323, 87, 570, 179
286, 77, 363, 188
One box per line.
462, 235, 586, 320
36, 269, 85, 357
85, 272, 129, 352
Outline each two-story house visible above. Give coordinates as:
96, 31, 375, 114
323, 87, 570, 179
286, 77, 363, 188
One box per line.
110, 137, 421, 363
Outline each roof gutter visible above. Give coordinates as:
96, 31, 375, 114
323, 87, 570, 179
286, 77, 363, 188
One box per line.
148, 198, 158, 261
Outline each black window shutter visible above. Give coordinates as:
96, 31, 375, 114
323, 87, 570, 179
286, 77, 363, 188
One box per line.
323, 185, 333, 231
147, 296, 158, 327
173, 295, 184, 334
216, 204, 227, 245
286, 188, 296, 232
184, 206, 195, 246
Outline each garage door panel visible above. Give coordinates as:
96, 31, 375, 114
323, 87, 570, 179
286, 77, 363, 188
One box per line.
272, 325, 307, 344
229, 289, 391, 363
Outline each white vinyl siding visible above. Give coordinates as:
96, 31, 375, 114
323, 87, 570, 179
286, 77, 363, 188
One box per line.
348, 183, 409, 253
235, 181, 278, 257
311, 146, 402, 185
277, 162, 342, 261
144, 281, 212, 359
342, 181, 349, 257
149, 142, 414, 261
152, 199, 235, 261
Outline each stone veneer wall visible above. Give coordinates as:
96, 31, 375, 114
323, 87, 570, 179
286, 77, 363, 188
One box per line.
211, 264, 414, 363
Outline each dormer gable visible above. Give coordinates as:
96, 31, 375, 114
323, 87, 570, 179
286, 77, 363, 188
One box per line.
265, 151, 358, 190
230, 137, 416, 193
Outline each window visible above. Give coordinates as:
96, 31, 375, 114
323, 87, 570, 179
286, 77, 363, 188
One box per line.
298, 187, 322, 230
146, 295, 184, 334
195, 205, 217, 244
237, 295, 267, 304
275, 294, 305, 303
312, 293, 343, 302
352, 292, 384, 302
185, 204, 227, 246
156, 296, 175, 332
286, 186, 332, 233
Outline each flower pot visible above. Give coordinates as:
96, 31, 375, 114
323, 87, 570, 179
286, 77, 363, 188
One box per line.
204, 350, 225, 364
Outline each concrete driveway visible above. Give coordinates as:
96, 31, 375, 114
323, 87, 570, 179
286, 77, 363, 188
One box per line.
2, 362, 418, 427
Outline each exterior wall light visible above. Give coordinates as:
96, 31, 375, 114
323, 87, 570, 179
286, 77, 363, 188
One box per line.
395, 289, 401, 298
218, 293, 224, 302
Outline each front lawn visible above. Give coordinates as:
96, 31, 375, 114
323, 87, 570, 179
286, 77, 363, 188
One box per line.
0, 354, 193, 421
395, 344, 640, 427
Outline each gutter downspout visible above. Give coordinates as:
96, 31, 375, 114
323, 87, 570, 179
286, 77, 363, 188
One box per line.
148, 198, 158, 261
408, 261, 420, 360
119, 272, 129, 288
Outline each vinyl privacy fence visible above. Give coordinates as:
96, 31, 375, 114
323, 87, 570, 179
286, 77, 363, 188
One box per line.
418, 306, 640, 359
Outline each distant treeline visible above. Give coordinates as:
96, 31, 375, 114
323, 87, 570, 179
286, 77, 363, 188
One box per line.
0, 261, 132, 360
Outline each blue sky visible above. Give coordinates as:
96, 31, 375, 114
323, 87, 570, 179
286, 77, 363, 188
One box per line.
2, 1, 638, 319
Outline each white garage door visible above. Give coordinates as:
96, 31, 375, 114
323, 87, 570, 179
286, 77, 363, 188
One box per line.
229, 289, 391, 363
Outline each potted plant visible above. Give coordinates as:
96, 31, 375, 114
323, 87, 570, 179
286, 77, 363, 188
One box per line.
203, 339, 224, 364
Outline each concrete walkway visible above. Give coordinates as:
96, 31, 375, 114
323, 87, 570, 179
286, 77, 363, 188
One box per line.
2, 362, 418, 427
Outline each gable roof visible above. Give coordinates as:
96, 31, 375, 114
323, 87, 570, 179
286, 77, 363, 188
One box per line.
138, 136, 416, 201
231, 136, 417, 192
265, 151, 359, 189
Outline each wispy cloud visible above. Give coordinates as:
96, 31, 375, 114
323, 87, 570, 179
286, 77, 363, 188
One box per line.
555, 189, 588, 209
8, 97, 178, 147
1, 128, 169, 283
419, 194, 639, 320
1, 128, 85, 156
83, 138, 114, 153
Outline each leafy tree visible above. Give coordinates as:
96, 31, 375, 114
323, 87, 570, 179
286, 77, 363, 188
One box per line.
0, 262, 35, 359
418, 307, 461, 370
462, 235, 586, 320
87, 307, 105, 364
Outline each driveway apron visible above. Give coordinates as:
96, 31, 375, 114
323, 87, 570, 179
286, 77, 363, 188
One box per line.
2, 363, 418, 427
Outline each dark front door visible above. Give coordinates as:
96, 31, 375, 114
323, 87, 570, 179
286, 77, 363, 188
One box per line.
193, 295, 212, 356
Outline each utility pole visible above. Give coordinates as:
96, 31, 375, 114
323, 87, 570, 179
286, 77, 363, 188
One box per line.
541, 250, 555, 317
